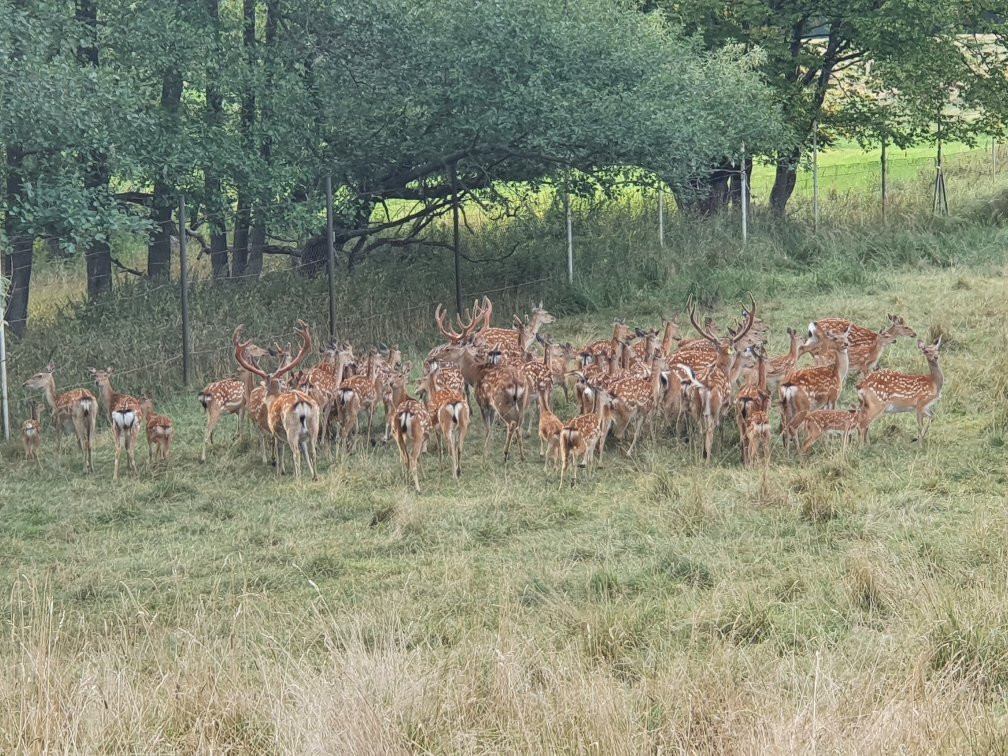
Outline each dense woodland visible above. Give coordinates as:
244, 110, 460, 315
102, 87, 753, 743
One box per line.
1, 0, 1006, 335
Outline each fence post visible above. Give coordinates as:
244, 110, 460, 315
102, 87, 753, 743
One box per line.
994, 137, 998, 178
881, 138, 887, 224
178, 195, 192, 387
740, 145, 748, 245
657, 183, 665, 248
450, 161, 463, 316
812, 123, 819, 233
325, 174, 337, 340
933, 131, 948, 215
565, 190, 573, 283
0, 274, 8, 441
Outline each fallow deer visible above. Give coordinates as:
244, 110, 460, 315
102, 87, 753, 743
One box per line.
336, 349, 381, 450
582, 319, 634, 361
537, 391, 564, 470
197, 340, 269, 462
779, 326, 853, 449
805, 314, 915, 375
679, 293, 758, 461
109, 393, 144, 481
393, 397, 432, 493
23, 364, 98, 473
787, 407, 871, 456
743, 409, 772, 467
475, 297, 555, 351
764, 327, 807, 391
857, 337, 943, 442
140, 394, 174, 464
475, 362, 530, 462
235, 321, 320, 479
558, 411, 606, 488
606, 353, 668, 456
421, 362, 470, 479
735, 344, 770, 465
21, 402, 44, 463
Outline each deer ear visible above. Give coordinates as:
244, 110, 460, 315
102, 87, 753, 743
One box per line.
46, 362, 56, 373
88, 367, 96, 375
917, 340, 926, 350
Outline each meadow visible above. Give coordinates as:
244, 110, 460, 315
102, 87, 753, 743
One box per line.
2, 153, 1008, 752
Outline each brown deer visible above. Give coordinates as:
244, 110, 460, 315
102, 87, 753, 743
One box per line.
473, 297, 555, 351
336, 349, 381, 451
109, 393, 144, 480
735, 344, 771, 465
23, 364, 98, 473
475, 362, 530, 462
422, 362, 470, 479
558, 411, 607, 488
857, 337, 943, 442
21, 402, 44, 463
581, 319, 634, 361
805, 314, 916, 375
678, 293, 758, 461
537, 391, 564, 471
787, 407, 871, 456
743, 409, 772, 467
779, 326, 852, 450
197, 340, 270, 461
764, 327, 808, 391
393, 397, 432, 493
605, 353, 668, 456
140, 394, 175, 465
235, 321, 320, 478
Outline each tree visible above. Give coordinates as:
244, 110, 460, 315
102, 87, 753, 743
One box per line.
658, 0, 1008, 214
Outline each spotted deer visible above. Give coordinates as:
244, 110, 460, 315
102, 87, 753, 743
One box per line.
805, 314, 915, 375
197, 340, 270, 461
336, 349, 381, 451
678, 294, 758, 461
787, 407, 872, 456
21, 402, 44, 463
235, 321, 320, 479
474, 297, 555, 351
765, 327, 807, 391
606, 354, 668, 456
779, 326, 852, 449
90, 368, 136, 425
582, 319, 634, 361
140, 394, 174, 464
476, 362, 530, 462
558, 411, 607, 488
857, 337, 943, 442
536, 391, 564, 471
109, 392, 144, 480
735, 344, 771, 465
23, 364, 98, 473
421, 362, 470, 479
393, 397, 432, 493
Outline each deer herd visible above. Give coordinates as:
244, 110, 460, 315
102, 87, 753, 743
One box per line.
17, 295, 945, 491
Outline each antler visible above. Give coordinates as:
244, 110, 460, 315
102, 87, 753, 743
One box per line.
730, 293, 757, 346
481, 296, 494, 328
234, 325, 270, 381
686, 295, 720, 346
275, 320, 313, 378
435, 303, 464, 343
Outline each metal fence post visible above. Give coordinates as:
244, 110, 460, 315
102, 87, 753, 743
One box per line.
565, 191, 573, 283
740, 146, 748, 245
178, 195, 192, 387
657, 183, 665, 248
325, 174, 337, 340
0, 274, 9, 440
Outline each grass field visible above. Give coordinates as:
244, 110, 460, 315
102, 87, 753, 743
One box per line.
3, 243, 1008, 750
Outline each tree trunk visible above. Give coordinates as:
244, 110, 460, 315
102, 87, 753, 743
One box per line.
769, 153, 799, 216
205, 0, 230, 281
4, 147, 33, 336
247, 220, 266, 278
671, 160, 734, 216
233, 0, 256, 278
76, 0, 113, 298
148, 71, 183, 279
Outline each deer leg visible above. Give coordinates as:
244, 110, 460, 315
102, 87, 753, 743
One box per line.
202, 406, 222, 462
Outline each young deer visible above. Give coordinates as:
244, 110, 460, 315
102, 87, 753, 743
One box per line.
537, 391, 564, 471
787, 407, 871, 456
764, 327, 807, 391
337, 349, 381, 451
743, 409, 772, 467
779, 326, 852, 449
235, 321, 320, 479
857, 337, 943, 442
197, 340, 269, 461
558, 411, 607, 488
23, 364, 98, 473
422, 363, 470, 479
735, 344, 771, 465
393, 397, 432, 493
606, 353, 668, 456
140, 394, 175, 465
806, 314, 916, 375
21, 402, 44, 463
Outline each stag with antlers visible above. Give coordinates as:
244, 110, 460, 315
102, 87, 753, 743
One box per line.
234, 321, 321, 479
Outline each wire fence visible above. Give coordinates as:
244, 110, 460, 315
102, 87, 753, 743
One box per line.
2, 138, 1007, 426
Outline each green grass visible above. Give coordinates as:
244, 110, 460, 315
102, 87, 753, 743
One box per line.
3, 162, 1008, 751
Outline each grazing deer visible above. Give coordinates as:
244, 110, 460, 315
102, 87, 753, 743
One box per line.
23, 364, 98, 473
21, 402, 44, 463
537, 391, 564, 471
140, 394, 174, 465
235, 321, 320, 479
197, 340, 269, 461
857, 337, 943, 442
110, 393, 144, 480
787, 407, 871, 456
805, 314, 916, 375
393, 397, 432, 493
679, 293, 758, 461
779, 326, 852, 450
422, 362, 470, 479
